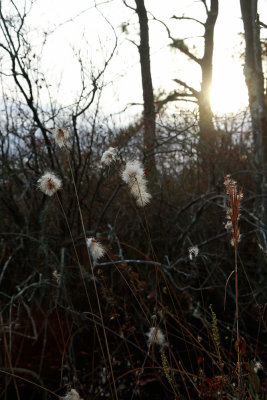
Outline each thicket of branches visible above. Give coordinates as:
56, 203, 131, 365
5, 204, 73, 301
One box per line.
0, 1, 266, 399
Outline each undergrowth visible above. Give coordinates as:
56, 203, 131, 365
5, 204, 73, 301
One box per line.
0, 125, 266, 400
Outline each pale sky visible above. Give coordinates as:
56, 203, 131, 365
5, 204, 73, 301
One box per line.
2, 0, 267, 121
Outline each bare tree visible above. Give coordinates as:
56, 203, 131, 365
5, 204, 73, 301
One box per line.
156, 0, 218, 151
240, 0, 267, 266
123, 0, 157, 175
0, 1, 56, 166
134, 0, 156, 173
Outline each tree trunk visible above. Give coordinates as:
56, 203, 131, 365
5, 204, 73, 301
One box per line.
167, 0, 218, 186
199, 0, 218, 148
240, 0, 267, 269
197, 0, 218, 188
135, 0, 156, 174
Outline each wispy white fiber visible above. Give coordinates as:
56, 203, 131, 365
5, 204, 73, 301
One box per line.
52, 128, 70, 148
101, 147, 117, 166
146, 327, 167, 348
121, 160, 151, 207
86, 237, 105, 262
37, 172, 62, 196
61, 388, 83, 400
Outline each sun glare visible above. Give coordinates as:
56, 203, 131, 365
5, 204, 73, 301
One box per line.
210, 63, 248, 115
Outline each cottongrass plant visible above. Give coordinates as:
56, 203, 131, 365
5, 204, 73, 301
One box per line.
146, 327, 179, 396
86, 237, 105, 263
146, 326, 167, 348
62, 150, 119, 399
188, 246, 199, 260
52, 128, 70, 148
37, 144, 118, 398
37, 171, 62, 196
253, 361, 263, 374
224, 175, 243, 397
121, 160, 151, 206
101, 146, 117, 166
61, 388, 83, 400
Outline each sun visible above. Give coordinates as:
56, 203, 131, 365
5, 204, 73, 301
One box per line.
210, 62, 248, 115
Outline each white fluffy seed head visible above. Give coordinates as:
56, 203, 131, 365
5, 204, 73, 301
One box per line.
135, 186, 152, 206
225, 220, 232, 232
86, 237, 105, 262
146, 327, 167, 347
37, 172, 62, 196
101, 147, 117, 166
52, 270, 61, 284
52, 128, 70, 148
254, 361, 263, 374
188, 246, 199, 260
122, 160, 144, 185
128, 174, 146, 194
122, 160, 151, 207
61, 388, 83, 400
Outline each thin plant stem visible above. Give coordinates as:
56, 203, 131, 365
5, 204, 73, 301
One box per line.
235, 245, 241, 398
0, 313, 21, 400
65, 149, 118, 400
55, 193, 110, 388
105, 253, 151, 324
224, 176, 243, 399
0, 368, 61, 398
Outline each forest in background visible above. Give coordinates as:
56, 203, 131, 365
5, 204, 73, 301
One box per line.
0, 0, 267, 399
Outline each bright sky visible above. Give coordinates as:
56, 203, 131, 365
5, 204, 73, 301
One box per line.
3, 0, 267, 120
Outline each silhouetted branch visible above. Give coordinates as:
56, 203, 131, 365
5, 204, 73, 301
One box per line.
172, 15, 205, 26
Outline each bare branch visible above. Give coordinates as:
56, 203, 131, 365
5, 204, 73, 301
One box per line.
49, 1, 115, 35
148, 12, 175, 41
170, 39, 202, 64
72, 2, 118, 123
259, 20, 267, 29
147, 12, 202, 67
156, 91, 198, 112
173, 78, 199, 99
201, 0, 209, 15
122, 0, 136, 11
172, 15, 205, 26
